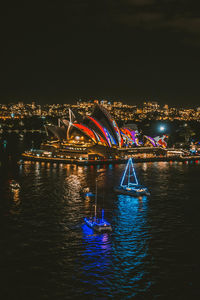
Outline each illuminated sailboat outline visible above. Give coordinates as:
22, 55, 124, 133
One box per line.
120, 157, 139, 187
114, 158, 150, 197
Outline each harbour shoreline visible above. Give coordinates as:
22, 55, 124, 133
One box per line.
21, 152, 200, 165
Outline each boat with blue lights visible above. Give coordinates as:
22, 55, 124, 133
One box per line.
81, 187, 95, 197
84, 179, 112, 232
114, 158, 150, 197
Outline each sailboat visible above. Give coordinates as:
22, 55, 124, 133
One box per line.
114, 158, 150, 197
84, 179, 112, 232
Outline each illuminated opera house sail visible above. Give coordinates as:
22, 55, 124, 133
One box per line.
43, 103, 168, 159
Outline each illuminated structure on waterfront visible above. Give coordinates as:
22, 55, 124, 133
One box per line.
39, 103, 168, 160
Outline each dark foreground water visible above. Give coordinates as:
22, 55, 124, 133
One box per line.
0, 138, 200, 299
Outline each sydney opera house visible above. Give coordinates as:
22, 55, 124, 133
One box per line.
39, 104, 168, 160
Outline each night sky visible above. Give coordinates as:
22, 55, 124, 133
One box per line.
0, 0, 200, 106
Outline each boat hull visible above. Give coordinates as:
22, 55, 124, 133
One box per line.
84, 218, 112, 232
114, 186, 150, 197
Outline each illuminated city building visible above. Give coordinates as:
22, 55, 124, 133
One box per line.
40, 103, 169, 160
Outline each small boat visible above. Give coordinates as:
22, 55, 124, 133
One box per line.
84, 179, 112, 232
10, 180, 20, 190
84, 209, 112, 233
114, 158, 150, 197
81, 187, 94, 197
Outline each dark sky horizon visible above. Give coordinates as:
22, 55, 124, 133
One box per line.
0, 0, 200, 107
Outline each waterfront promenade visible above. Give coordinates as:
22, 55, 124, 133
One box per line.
21, 151, 200, 165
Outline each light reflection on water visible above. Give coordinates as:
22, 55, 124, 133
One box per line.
81, 225, 112, 292
1, 160, 200, 299
110, 195, 150, 296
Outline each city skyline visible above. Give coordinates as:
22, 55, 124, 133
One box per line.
1, 99, 200, 123
0, 97, 200, 109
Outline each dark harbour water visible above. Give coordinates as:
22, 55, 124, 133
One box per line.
0, 136, 200, 299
